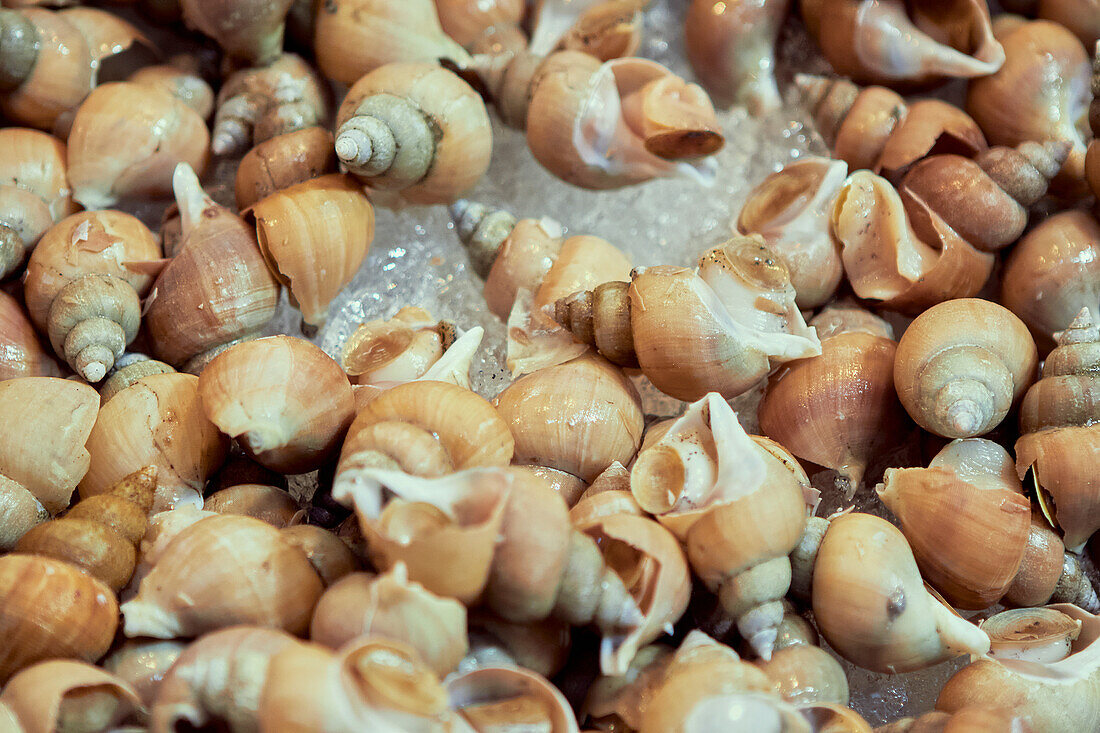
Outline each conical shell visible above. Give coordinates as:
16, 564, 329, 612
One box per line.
760, 331, 907, 496
250, 174, 375, 325
812, 513, 991, 673
1020, 308, 1100, 432
122, 514, 324, 639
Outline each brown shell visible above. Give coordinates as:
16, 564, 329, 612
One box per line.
203, 484, 300, 528
435, 0, 523, 46
234, 127, 336, 210
1017, 424, 1100, 553
0, 554, 118, 684
180, 0, 293, 64
250, 174, 375, 325
874, 99, 987, 181
0, 659, 141, 733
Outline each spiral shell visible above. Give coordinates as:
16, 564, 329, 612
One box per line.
250, 174, 375, 325
800, 0, 1004, 86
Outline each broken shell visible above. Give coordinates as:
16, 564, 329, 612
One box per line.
684, 0, 790, 113
736, 156, 847, 309
198, 336, 354, 474
526, 52, 723, 189
335, 63, 492, 205
341, 306, 445, 384
146, 164, 279, 367
966, 20, 1092, 196
760, 331, 908, 497
0, 377, 98, 514
234, 127, 336, 210
122, 514, 324, 639
81, 372, 229, 513
67, 82, 210, 210
874, 99, 988, 181
0, 554, 119, 683
310, 566, 469, 675
800, 0, 1005, 86
983, 607, 1082, 664
250, 174, 375, 325
809, 300, 894, 341
894, 298, 1037, 438
494, 354, 644, 482
313, 0, 470, 85
812, 512, 991, 673
1001, 210, 1100, 353
553, 236, 821, 401
877, 439, 1032, 610
0, 659, 141, 733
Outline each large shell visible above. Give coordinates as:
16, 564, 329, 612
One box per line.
313, 0, 470, 85
800, 0, 1004, 86
1017, 424, 1100, 553
937, 604, 1100, 732
145, 165, 279, 368
760, 331, 907, 496
334, 63, 492, 205
830, 170, 994, 313
250, 174, 375, 325
526, 52, 723, 189
198, 336, 354, 473
494, 354, 643, 482
736, 156, 846, 309
121, 515, 324, 639
812, 513, 991, 673
0, 377, 98, 514
67, 82, 210, 210
1001, 211, 1100, 353
878, 439, 1032, 609
966, 20, 1091, 195
894, 298, 1038, 439
180, 0, 293, 64
0, 554, 118, 684
0, 660, 141, 733
81, 372, 229, 512
684, 0, 791, 113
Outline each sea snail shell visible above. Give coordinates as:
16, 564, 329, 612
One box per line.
0, 659, 141, 733
630, 393, 809, 661
894, 299, 1038, 439
808, 512, 992, 673
800, 0, 1005, 87
1016, 309, 1100, 553
180, 0, 294, 65
552, 236, 821, 402
334, 63, 491, 205
525, 51, 724, 189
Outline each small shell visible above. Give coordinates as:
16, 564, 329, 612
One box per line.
0, 554, 119, 684
146, 164, 279, 367
493, 353, 644, 482
760, 331, 908, 497
434, 0, 524, 47
878, 439, 1032, 609
0, 476, 47, 551
67, 82, 210, 210
526, 52, 723, 189
250, 174, 375, 325
1001, 211, 1100, 353
0, 292, 58, 381
149, 626, 300, 732
180, 0, 293, 64
736, 156, 846, 309
447, 665, 580, 733
800, 0, 1005, 86
830, 170, 995, 313
234, 127, 336, 210
809, 300, 894, 340
279, 524, 360, 585
81, 372, 229, 513
983, 607, 1082, 664
203, 484, 300, 527
101, 638, 186, 713
0, 127, 76, 268
811, 513, 991, 673
198, 336, 354, 473
341, 306, 444, 384
0, 377, 98, 514
966, 20, 1091, 195
795, 74, 908, 172
310, 566, 469, 675
335, 63, 492, 205
312, 0, 470, 85
684, 0, 790, 113
894, 298, 1038, 438
0, 659, 141, 733
121, 514, 324, 639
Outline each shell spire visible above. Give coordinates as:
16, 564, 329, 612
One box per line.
450, 199, 519, 279
794, 74, 863, 148
975, 139, 1073, 207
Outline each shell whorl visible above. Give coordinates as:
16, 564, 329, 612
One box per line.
449, 200, 517, 279
552, 280, 637, 368
1020, 308, 1100, 432
46, 275, 141, 383
335, 94, 434, 186
921, 345, 1013, 438
0, 10, 38, 92
975, 140, 1073, 207
101, 357, 176, 403
794, 74, 859, 147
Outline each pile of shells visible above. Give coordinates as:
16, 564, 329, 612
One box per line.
0, 0, 1098, 730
